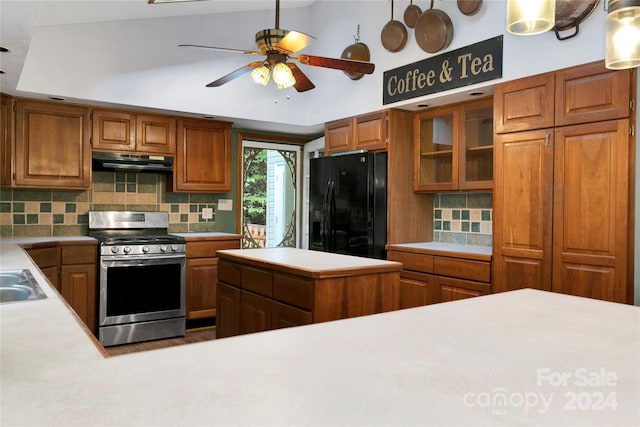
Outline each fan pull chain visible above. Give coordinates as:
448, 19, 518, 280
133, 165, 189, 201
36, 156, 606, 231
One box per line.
353, 25, 361, 44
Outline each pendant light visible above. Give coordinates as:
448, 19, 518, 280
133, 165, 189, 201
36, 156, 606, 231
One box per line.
606, 0, 640, 69
506, 0, 555, 35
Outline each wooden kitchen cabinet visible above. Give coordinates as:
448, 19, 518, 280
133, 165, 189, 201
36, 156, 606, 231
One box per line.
413, 98, 493, 192
216, 248, 400, 339
171, 118, 232, 193
494, 60, 631, 134
493, 60, 634, 304
24, 241, 97, 333
0, 94, 13, 187
13, 99, 91, 189
184, 235, 241, 325
324, 110, 387, 154
92, 109, 176, 155
387, 247, 491, 307
25, 246, 61, 291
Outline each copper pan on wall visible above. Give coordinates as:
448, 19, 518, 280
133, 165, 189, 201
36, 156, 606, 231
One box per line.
553, 0, 600, 40
381, 0, 408, 52
414, 0, 454, 54
457, 0, 482, 16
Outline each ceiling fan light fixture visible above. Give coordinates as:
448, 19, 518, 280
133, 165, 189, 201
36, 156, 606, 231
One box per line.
506, 0, 555, 35
251, 65, 271, 86
272, 62, 296, 88
606, 0, 640, 69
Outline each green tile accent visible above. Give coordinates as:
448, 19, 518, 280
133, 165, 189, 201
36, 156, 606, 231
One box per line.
471, 222, 481, 233
168, 223, 189, 233
12, 202, 25, 213
189, 222, 217, 233
442, 221, 451, 231
125, 204, 157, 212
0, 202, 10, 213
77, 214, 89, 224
171, 204, 179, 213
467, 234, 492, 246
190, 194, 217, 203
116, 183, 126, 193
91, 204, 126, 211
138, 182, 156, 194
189, 204, 197, 213
65, 203, 77, 213
452, 210, 460, 220
461, 221, 470, 232
0, 224, 12, 237
93, 171, 115, 185
434, 220, 442, 230
481, 210, 491, 221
433, 194, 440, 208
12, 189, 52, 201
126, 173, 136, 183
40, 202, 52, 213
13, 225, 50, 237
115, 172, 126, 183
53, 225, 88, 236
0, 189, 12, 201
27, 214, 39, 224
462, 210, 470, 220
13, 214, 25, 224
127, 184, 137, 192
52, 191, 88, 202
440, 193, 467, 208
438, 232, 466, 244
467, 193, 492, 209
137, 174, 156, 185
180, 214, 188, 223
434, 209, 442, 220
93, 180, 115, 193
53, 214, 64, 224
162, 192, 189, 203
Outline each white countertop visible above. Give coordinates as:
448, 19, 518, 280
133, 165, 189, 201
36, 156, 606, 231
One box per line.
170, 232, 241, 238
0, 235, 97, 246
387, 241, 492, 257
1, 243, 639, 426
217, 247, 401, 275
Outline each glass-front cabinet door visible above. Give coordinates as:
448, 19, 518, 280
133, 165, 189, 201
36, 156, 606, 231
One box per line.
414, 105, 459, 191
413, 98, 493, 192
459, 98, 493, 190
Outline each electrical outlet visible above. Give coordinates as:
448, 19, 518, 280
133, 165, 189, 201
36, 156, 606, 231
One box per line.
202, 207, 213, 219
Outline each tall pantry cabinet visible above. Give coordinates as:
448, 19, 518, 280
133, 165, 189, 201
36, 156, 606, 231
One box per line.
493, 61, 634, 304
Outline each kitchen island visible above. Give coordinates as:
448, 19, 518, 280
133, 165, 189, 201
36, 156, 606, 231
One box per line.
1, 242, 639, 426
215, 247, 402, 338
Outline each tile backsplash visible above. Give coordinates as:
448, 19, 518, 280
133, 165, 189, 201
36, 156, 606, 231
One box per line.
0, 172, 228, 237
433, 193, 492, 246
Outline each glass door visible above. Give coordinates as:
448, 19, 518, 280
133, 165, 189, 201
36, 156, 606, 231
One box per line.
241, 141, 301, 249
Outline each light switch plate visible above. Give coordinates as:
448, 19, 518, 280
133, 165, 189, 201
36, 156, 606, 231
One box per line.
218, 199, 233, 211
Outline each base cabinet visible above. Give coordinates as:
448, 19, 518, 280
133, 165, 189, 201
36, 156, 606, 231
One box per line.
25, 242, 97, 334
216, 253, 399, 339
184, 236, 242, 325
387, 248, 491, 306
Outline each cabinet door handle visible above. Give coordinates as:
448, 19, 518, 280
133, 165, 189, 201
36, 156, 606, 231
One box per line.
544, 133, 552, 147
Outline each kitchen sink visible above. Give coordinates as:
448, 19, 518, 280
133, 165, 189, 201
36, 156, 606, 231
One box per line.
0, 269, 47, 304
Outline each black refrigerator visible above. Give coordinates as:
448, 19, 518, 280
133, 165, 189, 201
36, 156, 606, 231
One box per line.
309, 151, 387, 259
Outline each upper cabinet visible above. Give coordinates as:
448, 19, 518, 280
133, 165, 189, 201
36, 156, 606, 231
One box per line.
495, 61, 631, 134
324, 111, 387, 154
171, 118, 232, 193
13, 99, 92, 189
92, 109, 176, 155
1, 94, 13, 187
413, 98, 493, 192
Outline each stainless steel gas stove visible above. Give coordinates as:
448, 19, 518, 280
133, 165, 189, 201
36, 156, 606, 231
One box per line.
88, 211, 186, 347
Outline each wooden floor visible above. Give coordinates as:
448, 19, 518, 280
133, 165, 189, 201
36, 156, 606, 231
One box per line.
103, 327, 217, 357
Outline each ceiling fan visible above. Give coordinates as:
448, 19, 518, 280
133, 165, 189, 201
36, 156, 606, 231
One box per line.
178, 0, 375, 92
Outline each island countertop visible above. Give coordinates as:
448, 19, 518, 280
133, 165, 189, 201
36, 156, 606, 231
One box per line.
386, 241, 492, 261
217, 247, 402, 278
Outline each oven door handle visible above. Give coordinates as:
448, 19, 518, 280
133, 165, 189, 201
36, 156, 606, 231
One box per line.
101, 254, 186, 262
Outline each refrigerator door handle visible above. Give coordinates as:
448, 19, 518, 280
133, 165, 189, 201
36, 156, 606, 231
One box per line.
321, 180, 331, 251
328, 180, 336, 251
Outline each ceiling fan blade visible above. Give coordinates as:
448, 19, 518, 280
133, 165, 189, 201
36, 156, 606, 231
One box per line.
205, 62, 263, 87
275, 31, 315, 54
179, 44, 263, 56
287, 63, 315, 92
294, 54, 375, 75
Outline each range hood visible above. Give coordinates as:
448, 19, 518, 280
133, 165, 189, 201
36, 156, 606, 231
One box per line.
92, 152, 173, 173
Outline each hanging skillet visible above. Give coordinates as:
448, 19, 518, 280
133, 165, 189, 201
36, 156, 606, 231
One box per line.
381, 0, 408, 52
403, 0, 422, 28
414, 0, 454, 54
553, 0, 600, 41
457, 0, 482, 16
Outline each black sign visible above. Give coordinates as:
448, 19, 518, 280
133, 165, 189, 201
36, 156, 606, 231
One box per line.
383, 36, 503, 105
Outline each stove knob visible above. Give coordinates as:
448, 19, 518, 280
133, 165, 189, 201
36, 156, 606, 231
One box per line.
142, 246, 150, 253
160, 246, 168, 253
123, 247, 131, 254
171, 245, 178, 252
110, 247, 119, 254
